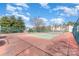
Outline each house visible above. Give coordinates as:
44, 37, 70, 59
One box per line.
50, 25, 74, 32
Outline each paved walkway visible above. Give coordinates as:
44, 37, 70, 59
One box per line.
0, 32, 79, 56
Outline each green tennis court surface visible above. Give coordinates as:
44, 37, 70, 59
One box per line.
29, 32, 63, 40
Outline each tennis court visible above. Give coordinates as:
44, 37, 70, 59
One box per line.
28, 32, 63, 40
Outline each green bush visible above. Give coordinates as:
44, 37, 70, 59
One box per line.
28, 28, 35, 32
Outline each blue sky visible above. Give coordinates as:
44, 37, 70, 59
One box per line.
0, 3, 79, 27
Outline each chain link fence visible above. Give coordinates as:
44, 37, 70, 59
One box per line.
73, 18, 79, 44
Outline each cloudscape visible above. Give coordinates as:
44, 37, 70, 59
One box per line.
0, 3, 79, 27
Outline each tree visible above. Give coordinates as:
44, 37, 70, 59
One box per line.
28, 28, 35, 32
0, 16, 11, 33
0, 16, 25, 33
66, 21, 75, 26
31, 17, 45, 32
17, 17, 25, 32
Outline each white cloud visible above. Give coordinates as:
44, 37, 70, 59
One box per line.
64, 8, 77, 16
60, 13, 65, 16
75, 5, 79, 10
6, 3, 30, 22
18, 14, 30, 21
51, 18, 64, 25
6, 4, 23, 12
12, 12, 30, 21
39, 17, 48, 22
6, 4, 16, 12
53, 6, 65, 11
26, 12, 31, 16
16, 7, 23, 11
39, 3, 53, 13
53, 6, 78, 16
6, 4, 29, 13
5, 13, 10, 16
6, 11, 30, 21
39, 3, 50, 9
15, 3, 29, 8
